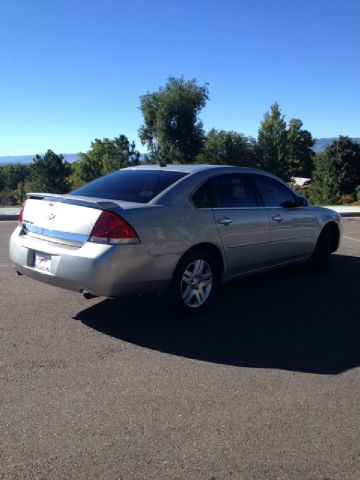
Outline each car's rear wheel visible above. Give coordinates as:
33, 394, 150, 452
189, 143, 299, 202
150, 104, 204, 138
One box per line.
312, 226, 333, 273
169, 249, 219, 314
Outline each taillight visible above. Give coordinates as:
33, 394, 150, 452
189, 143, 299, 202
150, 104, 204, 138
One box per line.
18, 202, 25, 225
89, 210, 139, 245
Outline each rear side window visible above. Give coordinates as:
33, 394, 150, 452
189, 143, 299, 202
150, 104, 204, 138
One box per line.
191, 181, 214, 208
252, 174, 295, 207
213, 174, 258, 208
71, 170, 188, 203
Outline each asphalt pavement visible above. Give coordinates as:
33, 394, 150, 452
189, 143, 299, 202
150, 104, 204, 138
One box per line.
1, 219, 360, 479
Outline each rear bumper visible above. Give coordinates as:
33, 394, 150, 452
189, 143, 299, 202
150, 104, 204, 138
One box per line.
9, 227, 179, 297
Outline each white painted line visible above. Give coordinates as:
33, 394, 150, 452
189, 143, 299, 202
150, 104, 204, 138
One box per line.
343, 235, 360, 243
0, 264, 11, 267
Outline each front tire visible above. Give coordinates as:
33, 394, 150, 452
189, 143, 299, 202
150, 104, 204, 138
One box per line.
312, 227, 332, 273
169, 249, 219, 315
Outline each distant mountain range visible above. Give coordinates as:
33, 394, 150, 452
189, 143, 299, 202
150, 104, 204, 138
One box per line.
0, 153, 147, 166
312, 137, 360, 152
1, 138, 359, 165
0, 153, 79, 166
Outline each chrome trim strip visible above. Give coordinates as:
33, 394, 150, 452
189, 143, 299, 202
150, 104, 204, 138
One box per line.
269, 235, 313, 242
212, 207, 264, 210
23, 224, 88, 244
227, 240, 269, 248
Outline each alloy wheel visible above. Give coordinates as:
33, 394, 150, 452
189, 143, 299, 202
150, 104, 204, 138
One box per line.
180, 259, 213, 308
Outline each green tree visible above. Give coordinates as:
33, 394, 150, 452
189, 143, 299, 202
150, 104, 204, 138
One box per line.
12, 181, 28, 204
0, 168, 4, 192
287, 118, 314, 178
326, 136, 360, 194
310, 137, 360, 204
196, 128, 258, 167
0, 163, 31, 204
257, 103, 289, 179
310, 152, 340, 205
356, 185, 360, 202
1, 163, 30, 190
139, 76, 209, 164
68, 135, 140, 189
27, 150, 71, 193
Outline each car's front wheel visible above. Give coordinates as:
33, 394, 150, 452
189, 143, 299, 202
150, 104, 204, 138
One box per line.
312, 226, 333, 273
169, 249, 219, 314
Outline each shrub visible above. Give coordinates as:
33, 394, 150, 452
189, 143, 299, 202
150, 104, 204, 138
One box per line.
356, 185, 360, 202
338, 194, 355, 205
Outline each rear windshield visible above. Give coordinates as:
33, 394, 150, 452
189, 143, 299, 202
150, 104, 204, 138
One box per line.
70, 169, 188, 203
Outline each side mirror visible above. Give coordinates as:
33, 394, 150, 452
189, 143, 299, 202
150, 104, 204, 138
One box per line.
280, 200, 298, 208
296, 196, 308, 207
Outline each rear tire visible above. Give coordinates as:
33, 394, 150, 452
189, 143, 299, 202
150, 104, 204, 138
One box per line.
312, 227, 332, 273
169, 249, 219, 315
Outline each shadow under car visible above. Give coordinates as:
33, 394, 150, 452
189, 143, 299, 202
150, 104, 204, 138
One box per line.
75, 254, 360, 375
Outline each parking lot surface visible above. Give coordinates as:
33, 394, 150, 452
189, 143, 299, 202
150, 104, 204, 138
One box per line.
1, 219, 360, 480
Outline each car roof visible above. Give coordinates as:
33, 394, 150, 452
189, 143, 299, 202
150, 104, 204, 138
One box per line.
123, 164, 223, 173
124, 164, 266, 175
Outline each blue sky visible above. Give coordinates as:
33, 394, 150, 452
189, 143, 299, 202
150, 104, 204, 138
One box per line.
0, 0, 359, 155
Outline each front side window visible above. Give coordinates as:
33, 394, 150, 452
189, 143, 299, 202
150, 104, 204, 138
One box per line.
71, 170, 188, 203
213, 174, 258, 208
252, 174, 296, 207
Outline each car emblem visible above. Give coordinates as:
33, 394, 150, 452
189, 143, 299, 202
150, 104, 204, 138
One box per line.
48, 213, 56, 220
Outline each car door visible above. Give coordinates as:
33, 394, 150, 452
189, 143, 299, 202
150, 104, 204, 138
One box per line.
251, 174, 317, 263
211, 174, 270, 276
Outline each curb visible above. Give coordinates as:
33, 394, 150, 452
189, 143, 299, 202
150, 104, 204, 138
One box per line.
340, 212, 360, 218
0, 215, 18, 221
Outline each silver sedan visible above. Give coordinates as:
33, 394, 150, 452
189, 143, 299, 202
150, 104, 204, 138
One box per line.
9, 164, 341, 313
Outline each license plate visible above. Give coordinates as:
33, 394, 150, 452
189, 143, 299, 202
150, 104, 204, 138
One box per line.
34, 252, 52, 271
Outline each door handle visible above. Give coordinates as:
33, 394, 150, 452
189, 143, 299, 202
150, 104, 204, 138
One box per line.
272, 214, 283, 223
217, 217, 232, 226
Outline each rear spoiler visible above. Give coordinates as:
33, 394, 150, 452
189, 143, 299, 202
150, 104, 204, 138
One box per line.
26, 192, 120, 210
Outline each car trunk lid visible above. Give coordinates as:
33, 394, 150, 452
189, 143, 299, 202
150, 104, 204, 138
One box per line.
21, 193, 130, 247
